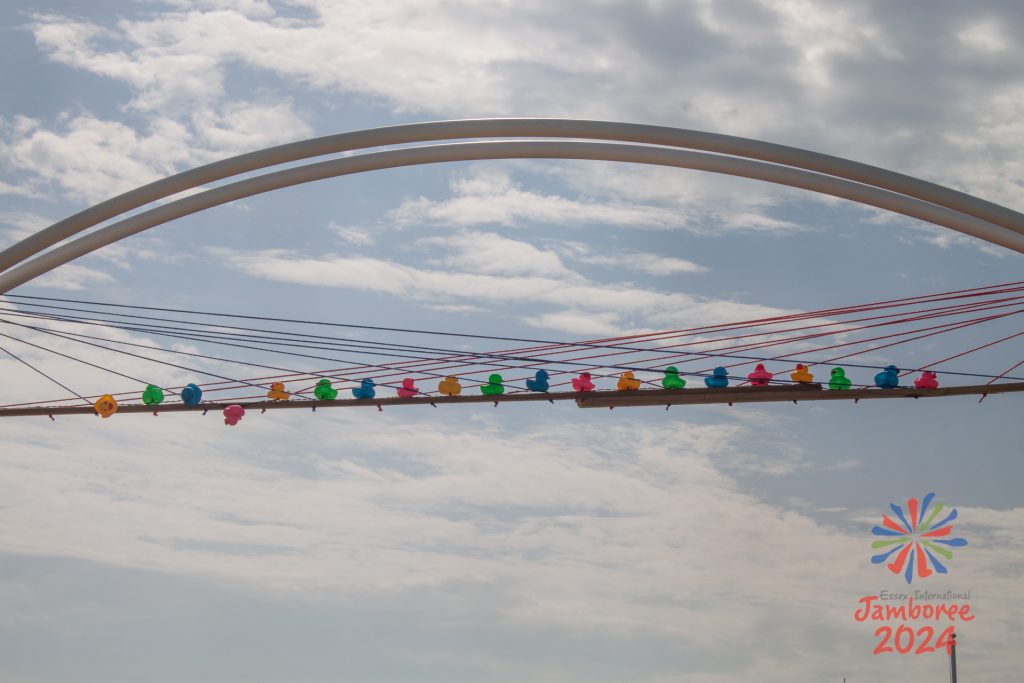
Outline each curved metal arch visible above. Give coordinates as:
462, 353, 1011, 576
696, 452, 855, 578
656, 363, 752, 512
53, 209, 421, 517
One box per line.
2, 118, 1023, 276
1, 139, 1023, 294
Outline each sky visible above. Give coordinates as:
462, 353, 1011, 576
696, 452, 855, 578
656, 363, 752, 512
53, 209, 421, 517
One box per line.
1, 1, 1023, 681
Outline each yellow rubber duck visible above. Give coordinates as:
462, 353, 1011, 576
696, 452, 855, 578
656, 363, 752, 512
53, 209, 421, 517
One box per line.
790, 364, 814, 384
438, 376, 462, 396
94, 394, 118, 418
266, 382, 290, 401
617, 371, 641, 391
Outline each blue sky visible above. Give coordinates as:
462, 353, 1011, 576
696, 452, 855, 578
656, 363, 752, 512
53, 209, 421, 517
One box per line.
1, 1, 1023, 681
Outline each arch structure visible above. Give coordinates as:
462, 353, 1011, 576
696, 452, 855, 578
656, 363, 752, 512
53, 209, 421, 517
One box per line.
1, 118, 1023, 294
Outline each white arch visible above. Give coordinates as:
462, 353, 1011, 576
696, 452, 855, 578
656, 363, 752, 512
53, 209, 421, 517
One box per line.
2, 119, 1023, 293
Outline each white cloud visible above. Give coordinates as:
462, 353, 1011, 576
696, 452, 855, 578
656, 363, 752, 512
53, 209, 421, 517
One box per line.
391, 169, 689, 230
416, 231, 577, 278
579, 251, 709, 276
214, 247, 790, 335
30, 264, 116, 291
329, 222, 376, 246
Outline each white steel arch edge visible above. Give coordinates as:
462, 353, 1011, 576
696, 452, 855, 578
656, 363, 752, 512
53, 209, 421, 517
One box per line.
1, 118, 1022, 294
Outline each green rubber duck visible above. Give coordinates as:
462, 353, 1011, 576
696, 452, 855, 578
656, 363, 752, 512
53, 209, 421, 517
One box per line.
141, 384, 164, 405
480, 373, 504, 395
828, 367, 852, 390
313, 378, 339, 400
662, 366, 686, 389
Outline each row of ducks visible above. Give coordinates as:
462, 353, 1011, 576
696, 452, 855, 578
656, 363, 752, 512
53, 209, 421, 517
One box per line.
92, 364, 937, 423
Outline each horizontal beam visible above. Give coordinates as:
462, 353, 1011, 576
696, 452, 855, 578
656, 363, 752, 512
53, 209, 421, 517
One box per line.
4, 118, 1023, 274
4, 382, 1021, 418
575, 381, 1024, 408
3, 140, 1023, 294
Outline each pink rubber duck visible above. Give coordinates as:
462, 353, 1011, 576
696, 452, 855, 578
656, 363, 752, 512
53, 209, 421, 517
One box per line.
747, 363, 774, 386
914, 371, 939, 389
572, 372, 596, 392
223, 404, 245, 426
397, 378, 419, 398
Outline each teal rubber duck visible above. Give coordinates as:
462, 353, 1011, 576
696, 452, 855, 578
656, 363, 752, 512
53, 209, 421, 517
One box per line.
704, 366, 729, 389
525, 370, 549, 392
352, 379, 376, 399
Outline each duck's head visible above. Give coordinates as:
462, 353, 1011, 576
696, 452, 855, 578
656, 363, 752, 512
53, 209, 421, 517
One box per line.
713, 366, 727, 377
317, 379, 331, 387
755, 363, 767, 372
885, 365, 900, 374
665, 366, 679, 375
362, 378, 375, 388
444, 375, 457, 384
488, 373, 503, 384
402, 378, 415, 388
831, 367, 846, 377
580, 372, 591, 380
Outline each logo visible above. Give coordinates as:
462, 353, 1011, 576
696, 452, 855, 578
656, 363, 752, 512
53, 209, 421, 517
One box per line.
870, 492, 967, 584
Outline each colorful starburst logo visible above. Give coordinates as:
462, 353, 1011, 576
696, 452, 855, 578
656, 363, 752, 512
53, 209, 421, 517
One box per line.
870, 493, 968, 584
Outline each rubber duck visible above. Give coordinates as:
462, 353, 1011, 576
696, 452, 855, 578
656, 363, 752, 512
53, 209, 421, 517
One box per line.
704, 366, 729, 389
571, 372, 595, 392
94, 394, 118, 418
181, 383, 203, 406
747, 363, 774, 386
223, 404, 245, 426
874, 365, 900, 389
352, 378, 376, 399
480, 374, 504, 395
313, 379, 338, 400
525, 370, 550, 392
828, 367, 851, 390
662, 366, 686, 389
914, 371, 939, 389
267, 382, 290, 401
617, 371, 641, 390
790, 364, 814, 384
438, 376, 462, 396
142, 384, 164, 405
397, 378, 419, 398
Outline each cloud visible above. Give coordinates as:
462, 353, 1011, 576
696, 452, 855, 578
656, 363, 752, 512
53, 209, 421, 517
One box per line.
329, 222, 376, 246
213, 247, 790, 335
577, 251, 709, 276
416, 231, 577, 278
0, 407, 1021, 681
29, 264, 117, 291
391, 169, 690, 231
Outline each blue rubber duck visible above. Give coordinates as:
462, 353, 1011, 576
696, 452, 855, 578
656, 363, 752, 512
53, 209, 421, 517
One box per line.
704, 366, 729, 389
352, 378, 376, 399
874, 365, 900, 389
525, 369, 550, 392
181, 383, 203, 406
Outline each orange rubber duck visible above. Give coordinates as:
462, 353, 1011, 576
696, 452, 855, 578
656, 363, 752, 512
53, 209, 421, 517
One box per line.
617, 371, 641, 390
267, 382, 290, 401
790, 364, 814, 384
438, 376, 462, 396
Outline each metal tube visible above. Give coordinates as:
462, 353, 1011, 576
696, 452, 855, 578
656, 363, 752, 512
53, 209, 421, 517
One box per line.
2, 118, 1023, 273
1, 140, 1022, 294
